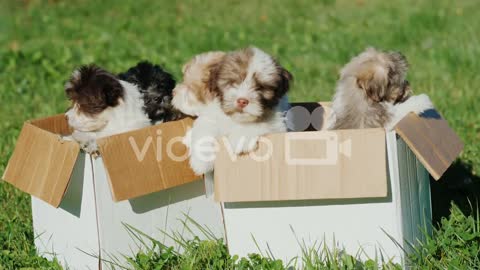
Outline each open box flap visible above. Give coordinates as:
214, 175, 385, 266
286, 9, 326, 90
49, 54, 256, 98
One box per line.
96, 117, 199, 201
214, 126, 388, 202
394, 110, 463, 180
2, 115, 80, 207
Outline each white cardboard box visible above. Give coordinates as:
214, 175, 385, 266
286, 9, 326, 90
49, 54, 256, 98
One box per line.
213, 102, 463, 265
3, 102, 463, 269
3, 115, 225, 269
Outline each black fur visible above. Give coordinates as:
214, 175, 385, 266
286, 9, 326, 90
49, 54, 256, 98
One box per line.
254, 66, 293, 111
119, 61, 185, 123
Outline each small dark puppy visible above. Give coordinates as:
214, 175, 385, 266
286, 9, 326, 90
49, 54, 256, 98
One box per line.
119, 61, 185, 123
329, 47, 433, 130
65, 62, 182, 152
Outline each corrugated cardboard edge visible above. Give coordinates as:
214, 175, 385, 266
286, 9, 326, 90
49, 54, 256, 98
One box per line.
97, 117, 199, 201
395, 111, 463, 180
2, 120, 80, 207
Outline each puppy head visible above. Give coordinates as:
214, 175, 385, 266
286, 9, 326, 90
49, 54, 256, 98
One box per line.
341, 47, 411, 104
118, 61, 183, 122
172, 51, 226, 116
211, 47, 292, 122
65, 65, 124, 131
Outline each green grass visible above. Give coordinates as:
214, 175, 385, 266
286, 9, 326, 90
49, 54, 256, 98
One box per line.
103, 221, 402, 270
408, 203, 480, 269
1, 0, 479, 269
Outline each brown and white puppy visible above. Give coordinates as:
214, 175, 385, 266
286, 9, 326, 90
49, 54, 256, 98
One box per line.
65, 63, 179, 152
210, 47, 292, 123
172, 47, 292, 175
329, 47, 433, 130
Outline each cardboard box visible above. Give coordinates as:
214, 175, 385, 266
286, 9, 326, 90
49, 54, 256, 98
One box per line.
214, 102, 463, 264
2, 115, 225, 269
2, 101, 463, 268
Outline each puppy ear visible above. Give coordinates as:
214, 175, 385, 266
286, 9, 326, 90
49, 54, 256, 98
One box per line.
278, 67, 293, 96
206, 61, 222, 96
182, 61, 191, 74
356, 66, 388, 102
388, 51, 409, 73
65, 65, 124, 113
102, 75, 124, 106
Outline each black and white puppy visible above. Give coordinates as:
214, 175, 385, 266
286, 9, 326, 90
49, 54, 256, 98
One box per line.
65, 62, 182, 152
118, 61, 184, 123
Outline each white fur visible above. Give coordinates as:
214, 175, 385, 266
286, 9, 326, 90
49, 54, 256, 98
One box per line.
249, 47, 279, 81
183, 98, 287, 175
171, 84, 207, 117
66, 80, 151, 152
223, 47, 280, 123
384, 94, 434, 130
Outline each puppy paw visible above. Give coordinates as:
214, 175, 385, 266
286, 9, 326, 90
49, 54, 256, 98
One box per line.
71, 131, 98, 153
189, 157, 213, 175
227, 134, 259, 155
243, 136, 259, 153
409, 94, 434, 114
182, 129, 192, 147
82, 141, 99, 154
61, 135, 74, 142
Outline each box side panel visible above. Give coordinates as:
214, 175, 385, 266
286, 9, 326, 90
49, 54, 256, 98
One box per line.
416, 156, 433, 237
32, 153, 100, 270
223, 132, 406, 266
396, 137, 432, 253
3, 122, 79, 207
396, 139, 415, 249
385, 131, 408, 266
91, 157, 224, 268
223, 199, 403, 265
29, 114, 72, 135
215, 128, 388, 202
96, 117, 198, 201
395, 112, 463, 180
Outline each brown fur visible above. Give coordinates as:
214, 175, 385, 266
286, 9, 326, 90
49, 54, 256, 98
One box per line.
330, 48, 411, 129
355, 50, 411, 104
182, 51, 226, 104
210, 48, 253, 93
65, 65, 124, 115
210, 47, 293, 122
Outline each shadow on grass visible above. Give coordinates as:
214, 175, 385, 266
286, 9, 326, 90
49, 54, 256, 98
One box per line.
430, 160, 480, 225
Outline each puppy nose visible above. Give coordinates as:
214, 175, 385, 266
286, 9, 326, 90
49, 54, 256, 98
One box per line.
236, 98, 249, 108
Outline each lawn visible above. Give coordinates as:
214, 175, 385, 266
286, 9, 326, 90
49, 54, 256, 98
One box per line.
1, 0, 479, 269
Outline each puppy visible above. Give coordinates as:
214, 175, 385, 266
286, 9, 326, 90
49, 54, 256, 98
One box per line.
65, 62, 180, 152
329, 47, 433, 130
172, 48, 292, 175
119, 61, 185, 123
